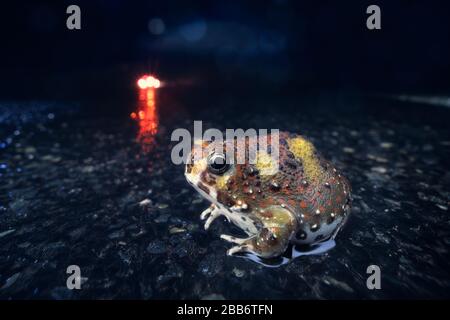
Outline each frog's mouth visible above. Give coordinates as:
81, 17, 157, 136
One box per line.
186, 174, 219, 205
185, 160, 219, 203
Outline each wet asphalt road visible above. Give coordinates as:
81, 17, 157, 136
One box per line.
0, 90, 449, 299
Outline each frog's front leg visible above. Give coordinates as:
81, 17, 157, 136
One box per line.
221, 206, 297, 258
200, 204, 228, 230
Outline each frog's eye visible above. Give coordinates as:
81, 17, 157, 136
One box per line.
207, 153, 230, 175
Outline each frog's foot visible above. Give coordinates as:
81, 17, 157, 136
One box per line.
201, 204, 229, 230
220, 227, 290, 258
221, 205, 297, 258
220, 234, 254, 256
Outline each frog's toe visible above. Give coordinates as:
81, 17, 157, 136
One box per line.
227, 244, 252, 256
220, 234, 248, 244
204, 209, 222, 230
200, 204, 215, 220
221, 234, 258, 256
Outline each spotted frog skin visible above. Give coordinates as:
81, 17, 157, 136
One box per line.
185, 132, 351, 259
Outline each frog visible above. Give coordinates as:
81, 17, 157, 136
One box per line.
185, 131, 351, 259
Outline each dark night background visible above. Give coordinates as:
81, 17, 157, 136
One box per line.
1, 0, 450, 100
0, 1, 449, 300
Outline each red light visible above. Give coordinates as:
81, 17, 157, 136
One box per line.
137, 77, 148, 89
146, 76, 161, 88
137, 75, 161, 89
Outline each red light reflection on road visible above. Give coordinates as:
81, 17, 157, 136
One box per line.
131, 75, 160, 153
